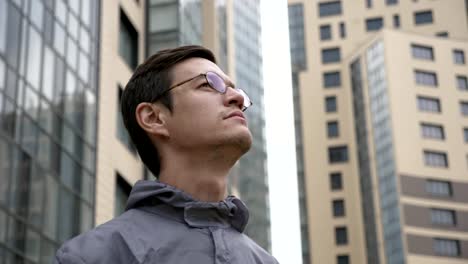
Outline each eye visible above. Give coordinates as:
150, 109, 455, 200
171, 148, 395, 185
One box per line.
198, 82, 211, 89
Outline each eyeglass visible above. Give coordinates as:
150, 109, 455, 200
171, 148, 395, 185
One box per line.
153, 71, 253, 111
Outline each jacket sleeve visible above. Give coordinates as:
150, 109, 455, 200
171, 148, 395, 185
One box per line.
54, 249, 87, 264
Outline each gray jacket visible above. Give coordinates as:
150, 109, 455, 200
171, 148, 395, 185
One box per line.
54, 180, 279, 264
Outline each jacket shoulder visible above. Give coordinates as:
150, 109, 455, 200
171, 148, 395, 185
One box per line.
54, 210, 143, 264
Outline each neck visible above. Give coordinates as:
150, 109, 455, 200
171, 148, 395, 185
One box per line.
158, 147, 238, 202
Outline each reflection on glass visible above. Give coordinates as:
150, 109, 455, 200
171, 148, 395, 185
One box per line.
54, 22, 66, 56
30, 0, 44, 31
79, 50, 90, 83
79, 27, 90, 54
43, 174, 58, 239
67, 37, 78, 70
58, 188, 79, 243
25, 228, 40, 262
21, 114, 38, 156
24, 85, 40, 120
80, 203, 93, 233
0, 59, 5, 90
42, 47, 55, 101
0, 138, 11, 206
55, 0, 67, 25
68, 13, 79, 40
81, 0, 91, 26
6, 3, 21, 69
0, 0, 7, 54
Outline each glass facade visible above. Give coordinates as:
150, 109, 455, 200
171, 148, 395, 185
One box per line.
147, 0, 203, 56
233, 0, 271, 252
350, 57, 380, 264
366, 41, 404, 264
0, 0, 100, 263
288, 4, 307, 71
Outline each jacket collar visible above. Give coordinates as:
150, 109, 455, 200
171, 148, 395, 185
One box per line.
126, 180, 249, 233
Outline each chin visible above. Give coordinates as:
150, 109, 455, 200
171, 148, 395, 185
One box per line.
231, 129, 253, 155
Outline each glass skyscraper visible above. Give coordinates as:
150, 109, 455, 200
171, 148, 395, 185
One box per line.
0, 0, 100, 263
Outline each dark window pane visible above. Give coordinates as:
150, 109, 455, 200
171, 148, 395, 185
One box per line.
337, 255, 349, 264
433, 239, 460, 256
43, 174, 59, 239
430, 209, 456, 226
366, 0, 372, 8
319, 1, 342, 17
461, 101, 468, 116
115, 173, 132, 216
386, 0, 398, 5
335, 227, 348, 245
424, 150, 448, 168
411, 44, 434, 60
117, 86, 136, 153
420, 123, 444, 140
288, 3, 307, 71
415, 70, 438, 86
320, 25, 331, 40
393, 15, 400, 28
453, 49, 465, 64
119, 9, 139, 69
333, 200, 345, 217
464, 128, 468, 143
58, 189, 80, 243
327, 121, 339, 138
366, 17, 383, 31
329, 146, 348, 163
436, 32, 448, 38
324, 71, 341, 88
414, 10, 433, 25
456, 76, 468, 90
417, 96, 441, 113
339, 22, 346, 38
326, 96, 337, 112
330, 172, 342, 190
426, 180, 452, 197
322, 48, 341, 64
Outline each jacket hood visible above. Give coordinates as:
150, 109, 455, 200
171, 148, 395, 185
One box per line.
126, 180, 250, 232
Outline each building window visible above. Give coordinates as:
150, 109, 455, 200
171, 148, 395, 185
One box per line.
319, 1, 342, 17
119, 9, 139, 69
433, 239, 460, 257
415, 70, 438, 86
411, 44, 434, 60
366, 17, 383, 31
393, 15, 400, 28
461, 101, 468, 116
464, 128, 468, 143
289, 3, 307, 71
337, 255, 349, 264
330, 172, 343, 190
115, 173, 132, 216
335, 227, 348, 245
456, 75, 468, 91
327, 121, 339, 138
424, 150, 448, 168
117, 86, 136, 153
453, 49, 465, 64
326, 96, 337, 112
426, 180, 452, 197
366, 0, 372, 8
417, 96, 441, 113
386, 0, 398, 5
333, 200, 345, 217
322, 48, 341, 64
329, 146, 348, 163
421, 123, 445, 140
320, 25, 332, 40
436, 32, 449, 38
324, 71, 341, 87
414, 10, 433, 25
339, 22, 346, 38
431, 209, 456, 226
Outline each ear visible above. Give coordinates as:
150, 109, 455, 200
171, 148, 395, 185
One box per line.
135, 102, 170, 138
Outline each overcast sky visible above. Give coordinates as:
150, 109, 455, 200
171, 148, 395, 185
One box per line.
261, 0, 303, 263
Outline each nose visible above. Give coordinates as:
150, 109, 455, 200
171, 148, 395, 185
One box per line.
223, 86, 245, 110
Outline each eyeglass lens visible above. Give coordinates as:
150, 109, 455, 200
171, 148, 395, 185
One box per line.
205, 72, 252, 110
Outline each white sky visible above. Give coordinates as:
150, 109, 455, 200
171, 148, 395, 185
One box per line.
261, 1, 303, 263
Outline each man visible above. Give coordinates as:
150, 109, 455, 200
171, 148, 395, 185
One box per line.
54, 45, 279, 263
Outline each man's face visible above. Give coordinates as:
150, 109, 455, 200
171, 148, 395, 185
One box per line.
163, 58, 252, 155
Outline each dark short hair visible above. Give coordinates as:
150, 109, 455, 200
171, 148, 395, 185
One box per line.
121, 45, 217, 177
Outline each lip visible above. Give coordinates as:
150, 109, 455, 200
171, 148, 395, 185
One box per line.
225, 111, 245, 120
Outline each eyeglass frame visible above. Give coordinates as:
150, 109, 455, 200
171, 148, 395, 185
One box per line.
151, 71, 253, 111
